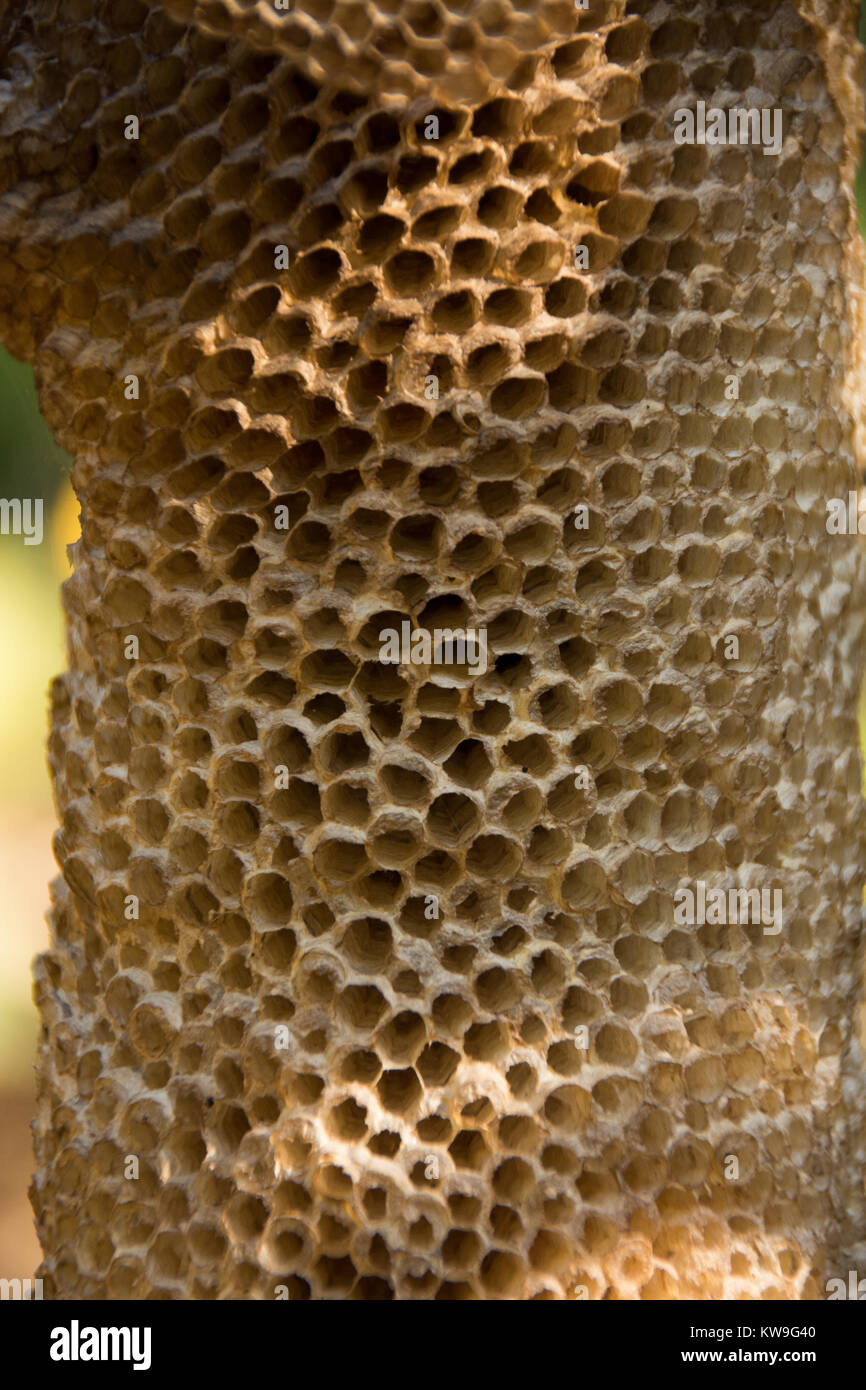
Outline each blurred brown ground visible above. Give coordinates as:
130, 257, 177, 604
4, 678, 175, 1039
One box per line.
0, 812, 55, 1279
0, 1088, 40, 1276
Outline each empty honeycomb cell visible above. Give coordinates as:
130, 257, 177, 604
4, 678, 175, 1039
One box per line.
512, 236, 563, 282
489, 375, 545, 419
476, 186, 522, 230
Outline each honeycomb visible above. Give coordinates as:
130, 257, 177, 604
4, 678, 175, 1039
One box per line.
0, 0, 865, 1299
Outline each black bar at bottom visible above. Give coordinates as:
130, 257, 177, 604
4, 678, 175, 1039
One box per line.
1, 1295, 858, 1378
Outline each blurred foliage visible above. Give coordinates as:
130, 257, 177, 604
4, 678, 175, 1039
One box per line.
0, 356, 77, 1081
0, 354, 70, 505
0, 354, 75, 814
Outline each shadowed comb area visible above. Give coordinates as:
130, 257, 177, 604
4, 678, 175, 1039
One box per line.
161, 0, 586, 104
0, 0, 863, 1299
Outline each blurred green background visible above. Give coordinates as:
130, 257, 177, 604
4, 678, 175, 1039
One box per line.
0, 356, 77, 1274
2, 5, 866, 1280
0, 362, 73, 813
0, 359, 75, 1045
